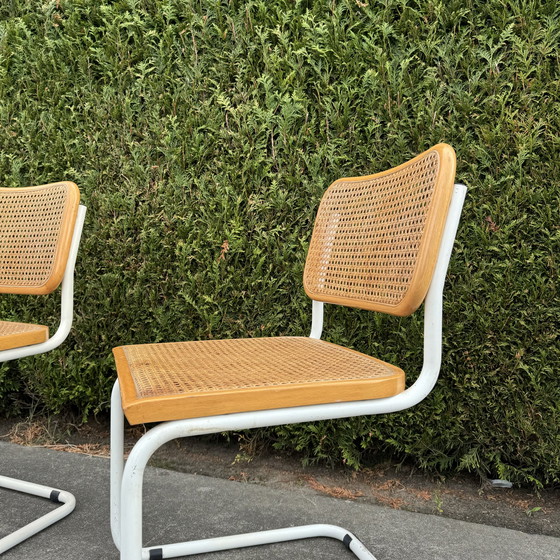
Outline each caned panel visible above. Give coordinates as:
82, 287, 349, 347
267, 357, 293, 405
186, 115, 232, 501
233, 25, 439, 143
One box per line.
0, 182, 80, 294
114, 337, 405, 424
304, 144, 456, 316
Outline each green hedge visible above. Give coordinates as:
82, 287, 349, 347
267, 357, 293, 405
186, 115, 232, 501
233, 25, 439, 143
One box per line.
0, 0, 558, 485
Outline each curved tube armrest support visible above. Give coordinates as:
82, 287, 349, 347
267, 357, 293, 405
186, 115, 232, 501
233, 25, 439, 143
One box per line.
404, 183, 467, 404
303, 183, 467, 417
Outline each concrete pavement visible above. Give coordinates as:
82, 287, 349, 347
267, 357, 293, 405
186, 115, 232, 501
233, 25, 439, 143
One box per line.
0, 441, 558, 559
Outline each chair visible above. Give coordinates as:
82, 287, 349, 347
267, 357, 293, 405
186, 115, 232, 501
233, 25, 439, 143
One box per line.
110, 144, 466, 559
0, 182, 86, 554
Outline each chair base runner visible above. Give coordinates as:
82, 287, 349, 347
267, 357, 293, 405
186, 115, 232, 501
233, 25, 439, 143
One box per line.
0, 475, 76, 554
111, 382, 382, 560
142, 524, 377, 559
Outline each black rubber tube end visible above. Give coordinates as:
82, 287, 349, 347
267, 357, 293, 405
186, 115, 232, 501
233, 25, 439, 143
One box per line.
343, 533, 353, 550
49, 490, 62, 504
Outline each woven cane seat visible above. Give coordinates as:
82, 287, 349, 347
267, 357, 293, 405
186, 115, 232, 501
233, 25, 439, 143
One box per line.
0, 321, 49, 351
0, 181, 80, 295
114, 337, 405, 424
304, 143, 456, 316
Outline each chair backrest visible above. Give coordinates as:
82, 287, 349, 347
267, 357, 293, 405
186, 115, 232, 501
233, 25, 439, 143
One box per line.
0, 181, 80, 295
304, 143, 456, 317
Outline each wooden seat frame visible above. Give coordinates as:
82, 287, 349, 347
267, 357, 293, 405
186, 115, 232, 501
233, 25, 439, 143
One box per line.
110, 148, 467, 560
0, 183, 86, 554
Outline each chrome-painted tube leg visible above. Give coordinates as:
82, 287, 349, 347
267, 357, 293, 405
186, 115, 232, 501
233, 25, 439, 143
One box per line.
0, 476, 76, 554
110, 380, 124, 549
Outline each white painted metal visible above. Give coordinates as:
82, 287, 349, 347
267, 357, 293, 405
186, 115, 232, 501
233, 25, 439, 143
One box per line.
0, 204, 86, 552
112, 185, 466, 559
147, 525, 376, 559
309, 299, 324, 339
110, 380, 124, 549
0, 476, 76, 554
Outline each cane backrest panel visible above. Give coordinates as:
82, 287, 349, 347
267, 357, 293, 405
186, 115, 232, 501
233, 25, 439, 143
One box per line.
304, 144, 456, 316
0, 182, 80, 295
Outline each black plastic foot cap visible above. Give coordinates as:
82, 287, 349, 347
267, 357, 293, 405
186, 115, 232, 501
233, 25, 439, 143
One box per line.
49, 490, 62, 504
343, 533, 353, 550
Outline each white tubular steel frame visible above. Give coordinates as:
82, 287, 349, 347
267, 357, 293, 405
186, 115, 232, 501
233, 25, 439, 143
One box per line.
111, 185, 466, 560
0, 205, 86, 555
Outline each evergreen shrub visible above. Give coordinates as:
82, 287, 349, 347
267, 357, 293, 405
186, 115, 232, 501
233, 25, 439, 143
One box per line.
0, 0, 558, 485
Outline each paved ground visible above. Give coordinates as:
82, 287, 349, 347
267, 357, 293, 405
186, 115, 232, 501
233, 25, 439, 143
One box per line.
0, 441, 559, 559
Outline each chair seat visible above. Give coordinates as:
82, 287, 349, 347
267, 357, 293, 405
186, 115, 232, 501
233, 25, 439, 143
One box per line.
113, 336, 405, 425
0, 321, 49, 351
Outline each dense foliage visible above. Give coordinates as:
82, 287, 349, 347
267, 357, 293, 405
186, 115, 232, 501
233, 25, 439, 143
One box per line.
0, 0, 558, 485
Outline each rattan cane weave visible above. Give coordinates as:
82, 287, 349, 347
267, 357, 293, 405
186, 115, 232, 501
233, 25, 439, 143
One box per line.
114, 337, 405, 425
0, 320, 48, 351
0, 182, 80, 295
304, 144, 456, 316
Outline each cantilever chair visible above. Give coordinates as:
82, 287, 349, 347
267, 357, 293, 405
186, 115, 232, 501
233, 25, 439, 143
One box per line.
111, 144, 466, 560
0, 182, 86, 554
